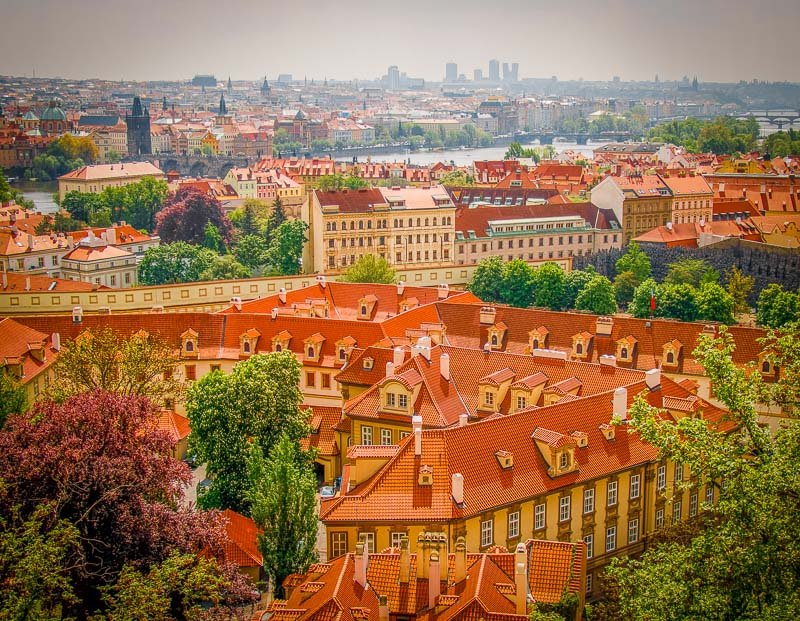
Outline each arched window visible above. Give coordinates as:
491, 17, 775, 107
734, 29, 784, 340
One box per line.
339, 348, 347, 360
243, 341, 251, 353
762, 360, 771, 374
416, 218, 421, 227
185, 340, 194, 352
359, 221, 364, 230
425, 218, 429, 226
408, 218, 412, 227
491, 334, 498, 346
361, 304, 367, 315
620, 347, 628, 359
532, 339, 539, 350
275, 343, 282, 352
307, 346, 315, 358
331, 221, 337, 231
433, 217, 437, 226
666, 351, 674, 364
576, 342, 583, 355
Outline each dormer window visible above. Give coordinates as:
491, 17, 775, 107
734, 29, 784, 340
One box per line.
307, 346, 315, 358
304, 333, 325, 362
362, 356, 374, 370
666, 351, 674, 364
662, 340, 682, 368
387, 392, 396, 407
275, 343, 282, 352
572, 332, 592, 360
418, 465, 433, 486
180, 329, 199, 358
559, 452, 570, 470
616, 336, 637, 362
244, 341, 251, 353
272, 330, 292, 353
491, 334, 498, 346
360, 304, 367, 315
762, 360, 771, 374
357, 294, 378, 320
399, 394, 408, 408
335, 336, 357, 364
186, 341, 194, 352
484, 391, 495, 406
240, 328, 261, 356
575, 343, 583, 354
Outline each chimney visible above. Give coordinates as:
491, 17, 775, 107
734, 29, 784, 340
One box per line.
451, 472, 464, 505
72, 306, 83, 324
479, 306, 496, 325
613, 387, 628, 420
51, 332, 61, 351
646, 368, 661, 389
27, 233, 34, 249
599, 355, 617, 367
437, 283, 449, 299
428, 551, 441, 610
24, 276, 30, 291
397, 280, 406, 296
413, 415, 423, 456
271, 308, 278, 320
378, 596, 389, 621
454, 537, 467, 582
666, 221, 673, 230
354, 541, 368, 587
440, 352, 450, 381
316, 274, 327, 289
393, 346, 404, 366
386, 361, 395, 377
418, 533, 430, 578
515, 543, 529, 615
278, 287, 287, 303
230, 296, 242, 311
459, 413, 468, 427
399, 536, 411, 583
105, 227, 117, 245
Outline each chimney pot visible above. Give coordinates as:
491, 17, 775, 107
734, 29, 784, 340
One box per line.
515, 542, 529, 615
393, 346, 404, 366
451, 472, 464, 505
428, 551, 441, 609
646, 368, 661, 389
399, 537, 411, 583
454, 537, 467, 582
386, 361, 395, 377
397, 280, 406, 296
459, 413, 468, 427
278, 287, 287, 303
413, 415, 423, 456
440, 352, 450, 381
613, 386, 628, 420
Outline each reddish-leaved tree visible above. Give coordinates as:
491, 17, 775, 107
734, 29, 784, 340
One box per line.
0, 390, 256, 617
155, 187, 234, 246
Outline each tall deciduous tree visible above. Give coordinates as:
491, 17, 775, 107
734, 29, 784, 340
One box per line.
561, 267, 597, 310
613, 270, 639, 307
532, 263, 565, 310
467, 257, 504, 303
155, 188, 233, 246
248, 434, 318, 598
266, 220, 307, 276
500, 260, 537, 308
575, 275, 617, 315
614, 241, 651, 283
186, 353, 310, 514
726, 266, 755, 315
658, 283, 699, 322
341, 254, 397, 284
234, 234, 270, 271
605, 326, 800, 619
138, 242, 214, 285
121, 176, 168, 231
47, 328, 184, 405
0, 374, 26, 428
756, 283, 799, 329
0, 390, 254, 617
664, 258, 718, 288
697, 282, 735, 324
200, 254, 251, 281
629, 278, 660, 318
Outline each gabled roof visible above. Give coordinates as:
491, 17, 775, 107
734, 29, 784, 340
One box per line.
222, 509, 263, 568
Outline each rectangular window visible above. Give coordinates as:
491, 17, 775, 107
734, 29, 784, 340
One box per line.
361, 532, 375, 554
534, 503, 546, 530
583, 488, 595, 515
322, 374, 331, 389
605, 526, 616, 552
630, 474, 641, 499
508, 510, 520, 539
586, 573, 592, 594
628, 518, 639, 544
386, 392, 396, 407
381, 429, 392, 445
607, 480, 618, 507
657, 465, 666, 491
361, 426, 373, 445
559, 495, 571, 523
331, 532, 348, 558
584, 533, 594, 559
673, 500, 682, 523
655, 507, 665, 529
674, 463, 683, 483
690, 492, 698, 517
185, 365, 196, 381
484, 391, 494, 406
391, 532, 404, 548
516, 395, 526, 410
480, 519, 493, 547
398, 394, 408, 408
705, 485, 714, 507
306, 372, 316, 388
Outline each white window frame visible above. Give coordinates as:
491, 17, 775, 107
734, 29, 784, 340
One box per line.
361, 532, 375, 553
605, 526, 616, 552
390, 532, 404, 549
584, 533, 593, 559
657, 464, 666, 491
583, 488, 595, 515
331, 532, 348, 558
607, 480, 618, 507
380, 428, 392, 445
534, 503, 546, 530
672, 500, 682, 523
508, 511, 520, 539
361, 425, 373, 445
386, 392, 396, 407
398, 393, 408, 408
630, 473, 641, 499
480, 519, 494, 547
674, 463, 683, 483
559, 495, 571, 523
516, 395, 526, 410
705, 485, 714, 506
628, 518, 639, 544
655, 507, 665, 529
690, 492, 698, 517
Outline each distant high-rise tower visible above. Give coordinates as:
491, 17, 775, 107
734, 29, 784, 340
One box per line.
473, 69, 483, 82
511, 63, 519, 82
387, 65, 400, 90
227, 76, 232, 94
126, 96, 151, 156
219, 93, 227, 116
445, 62, 458, 83
261, 76, 271, 96
502, 62, 510, 81
489, 59, 500, 82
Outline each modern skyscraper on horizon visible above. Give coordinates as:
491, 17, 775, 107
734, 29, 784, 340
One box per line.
445, 62, 457, 83
387, 65, 400, 90
473, 68, 483, 82
489, 59, 500, 82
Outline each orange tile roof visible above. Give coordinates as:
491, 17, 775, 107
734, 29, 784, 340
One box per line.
0, 317, 58, 385
301, 404, 343, 458
58, 161, 164, 181
62, 244, 133, 262
157, 410, 191, 443
222, 509, 263, 568
0, 272, 110, 292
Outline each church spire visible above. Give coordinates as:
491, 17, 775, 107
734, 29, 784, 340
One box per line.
219, 93, 227, 116
227, 76, 232, 93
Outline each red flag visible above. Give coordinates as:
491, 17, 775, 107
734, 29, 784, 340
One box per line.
650, 286, 656, 312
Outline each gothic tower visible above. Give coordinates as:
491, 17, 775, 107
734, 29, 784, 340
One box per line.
126, 96, 152, 156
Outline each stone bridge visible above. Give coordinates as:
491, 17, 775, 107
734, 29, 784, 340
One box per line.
735, 110, 800, 130
129, 155, 253, 178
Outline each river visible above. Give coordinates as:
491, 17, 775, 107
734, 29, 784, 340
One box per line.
10, 180, 59, 214
335, 139, 609, 166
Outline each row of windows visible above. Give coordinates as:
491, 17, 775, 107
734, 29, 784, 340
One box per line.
360, 425, 410, 445
325, 216, 453, 232
395, 250, 449, 262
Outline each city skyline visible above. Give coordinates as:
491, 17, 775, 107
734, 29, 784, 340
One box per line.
1, 0, 799, 84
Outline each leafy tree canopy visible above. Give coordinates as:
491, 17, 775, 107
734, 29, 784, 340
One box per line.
156, 188, 233, 247
341, 254, 397, 284
615, 241, 651, 283
575, 275, 617, 315
467, 257, 505, 304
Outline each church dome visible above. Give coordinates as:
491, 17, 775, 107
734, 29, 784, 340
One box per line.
22, 110, 39, 121
40, 100, 67, 122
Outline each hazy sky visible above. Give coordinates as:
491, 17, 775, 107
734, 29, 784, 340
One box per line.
2, 0, 799, 83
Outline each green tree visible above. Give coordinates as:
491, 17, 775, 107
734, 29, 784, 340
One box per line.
614, 270, 639, 307
61, 190, 106, 224
248, 434, 318, 598
500, 259, 537, 308
316, 174, 346, 192
468, 257, 504, 303
264, 196, 287, 241
202, 221, 225, 254
0, 374, 27, 427
659, 283, 700, 322
266, 219, 308, 276
88, 206, 113, 227
439, 170, 474, 187
756, 283, 799, 329
614, 241, 651, 283
138, 242, 214, 285
122, 176, 168, 231
234, 234, 270, 271
726, 266, 755, 315
575, 275, 617, 315
341, 254, 397, 284
200, 254, 251, 281
664, 258, 718, 288
629, 278, 660, 318
237, 201, 262, 237
697, 282, 735, 324
561, 267, 596, 310
186, 352, 310, 513
605, 326, 800, 620
532, 263, 565, 310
